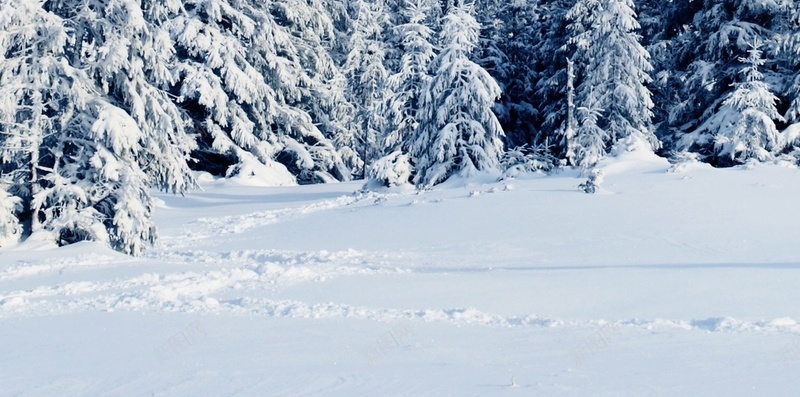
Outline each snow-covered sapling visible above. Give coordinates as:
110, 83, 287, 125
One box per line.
366, 151, 413, 188
579, 169, 604, 194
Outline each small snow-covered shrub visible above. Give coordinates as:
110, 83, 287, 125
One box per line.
0, 188, 22, 247
500, 144, 557, 179
31, 173, 109, 248
366, 151, 413, 188
790, 149, 800, 166
667, 151, 702, 173
781, 123, 800, 165
225, 152, 296, 186
579, 169, 604, 194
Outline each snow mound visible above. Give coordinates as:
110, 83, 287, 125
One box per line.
223, 155, 296, 187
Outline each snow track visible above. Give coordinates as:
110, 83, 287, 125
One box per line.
0, 254, 123, 281
3, 246, 799, 337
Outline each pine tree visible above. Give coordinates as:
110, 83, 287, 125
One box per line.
530, 0, 574, 158
271, 0, 355, 183
381, 0, 438, 82
343, 0, 390, 178
45, 104, 156, 254
0, 0, 156, 254
167, 0, 351, 184
682, 41, 785, 166
475, 0, 541, 148
573, 104, 609, 169
663, 0, 785, 156
47, 0, 197, 194
778, 3, 800, 157
383, 0, 436, 155
636, 0, 703, 148
566, 0, 658, 161
412, 2, 504, 187
782, 4, 800, 126
0, 0, 67, 237
169, 0, 285, 178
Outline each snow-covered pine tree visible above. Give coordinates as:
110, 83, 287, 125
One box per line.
167, 0, 351, 184
682, 41, 785, 166
343, 0, 390, 179
412, 2, 504, 187
573, 104, 608, 169
46, 0, 197, 194
270, 0, 357, 182
44, 103, 157, 255
168, 0, 285, 178
566, 0, 658, 159
530, 0, 572, 158
663, 0, 784, 157
778, 3, 800, 156
0, 1, 156, 254
383, 0, 436, 155
0, 0, 65, 238
383, 0, 442, 61
636, 0, 703, 148
781, 3, 800, 126
475, 0, 540, 148
323, 0, 354, 64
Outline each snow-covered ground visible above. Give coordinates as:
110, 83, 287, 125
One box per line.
2, 151, 800, 396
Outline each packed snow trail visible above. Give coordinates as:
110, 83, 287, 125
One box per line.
157, 192, 382, 249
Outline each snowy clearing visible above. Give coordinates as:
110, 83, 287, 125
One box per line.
2, 151, 800, 396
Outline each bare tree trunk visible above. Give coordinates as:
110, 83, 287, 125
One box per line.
565, 57, 576, 165
29, 135, 41, 233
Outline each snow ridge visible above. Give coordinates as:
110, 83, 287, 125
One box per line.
4, 279, 800, 336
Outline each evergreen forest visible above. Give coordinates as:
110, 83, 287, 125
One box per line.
2, 0, 799, 254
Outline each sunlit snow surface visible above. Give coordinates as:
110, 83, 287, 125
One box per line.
2, 150, 800, 396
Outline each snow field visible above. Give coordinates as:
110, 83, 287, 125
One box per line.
2, 153, 800, 395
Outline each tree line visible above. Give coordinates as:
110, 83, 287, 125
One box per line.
1, 0, 798, 254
